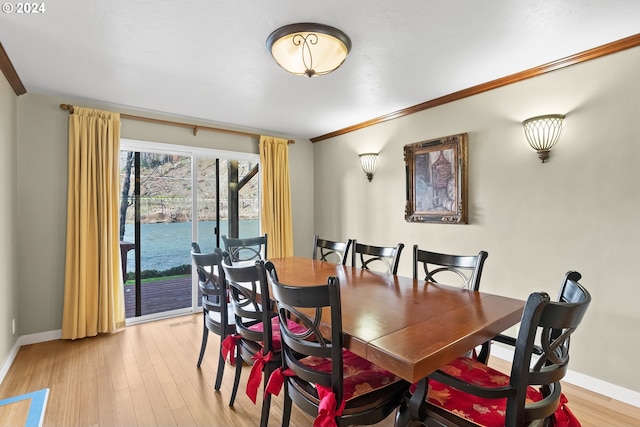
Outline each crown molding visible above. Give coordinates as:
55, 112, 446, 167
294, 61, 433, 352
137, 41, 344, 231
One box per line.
0, 42, 26, 96
311, 33, 640, 143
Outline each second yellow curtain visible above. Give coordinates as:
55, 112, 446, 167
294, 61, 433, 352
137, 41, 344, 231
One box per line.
259, 135, 294, 257
62, 107, 125, 340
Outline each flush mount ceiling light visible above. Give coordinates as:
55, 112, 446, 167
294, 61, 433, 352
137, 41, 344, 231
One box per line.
266, 23, 352, 77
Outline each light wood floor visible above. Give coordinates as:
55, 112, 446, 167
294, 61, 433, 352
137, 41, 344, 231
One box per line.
1, 313, 639, 427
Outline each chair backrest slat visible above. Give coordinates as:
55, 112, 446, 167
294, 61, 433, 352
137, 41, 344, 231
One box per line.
351, 240, 404, 275
412, 245, 488, 290
222, 234, 268, 262
312, 235, 352, 264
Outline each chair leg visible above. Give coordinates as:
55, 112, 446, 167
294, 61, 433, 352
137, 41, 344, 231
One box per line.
475, 341, 491, 364
259, 368, 272, 427
196, 317, 208, 367
281, 382, 292, 427
259, 393, 271, 427
213, 347, 225, 390
395, 401, 413, 427
229, 354, 243, 407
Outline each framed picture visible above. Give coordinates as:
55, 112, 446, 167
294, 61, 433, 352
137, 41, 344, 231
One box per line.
404, 133, 468, 224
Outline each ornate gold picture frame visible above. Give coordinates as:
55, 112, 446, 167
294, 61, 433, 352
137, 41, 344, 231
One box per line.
404, 133, 468, 224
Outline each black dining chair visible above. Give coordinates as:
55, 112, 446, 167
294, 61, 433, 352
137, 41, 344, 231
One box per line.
351, 240, 404, 275
190, 247, 235, 391
264, 262, 410, 427
413, 245, 490, 361
221, 257, 307, 427
488, 271, 588, 361
398, 270, 591, 427
222, 233, 267, 262
312, 235, 352, 264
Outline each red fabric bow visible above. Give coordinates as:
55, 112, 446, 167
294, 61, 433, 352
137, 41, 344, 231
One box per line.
265, 366, 295, 396
265, 368, 345, 427
221, 334, 240, 365
314, 385, 345, 427
552, 393, 581, 427
246, 351, 273, 403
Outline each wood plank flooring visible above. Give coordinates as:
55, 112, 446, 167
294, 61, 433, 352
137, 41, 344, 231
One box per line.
1, 313, 639, 427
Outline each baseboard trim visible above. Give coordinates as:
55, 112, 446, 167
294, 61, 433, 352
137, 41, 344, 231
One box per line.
491, 345, 640, 408
19, 329, 62, 346
0, 339, 21, 385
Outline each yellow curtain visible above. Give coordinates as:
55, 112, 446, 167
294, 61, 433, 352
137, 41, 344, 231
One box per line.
62, 107, 125, 340
259, 135, 294, 257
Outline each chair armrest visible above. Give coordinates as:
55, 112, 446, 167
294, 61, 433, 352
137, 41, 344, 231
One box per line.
429, 369, 516, 400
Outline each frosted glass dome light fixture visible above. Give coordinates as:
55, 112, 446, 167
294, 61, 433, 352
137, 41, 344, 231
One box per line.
522, 114, 565, 163
359, 153, 378, 182
267, 23, 352, 77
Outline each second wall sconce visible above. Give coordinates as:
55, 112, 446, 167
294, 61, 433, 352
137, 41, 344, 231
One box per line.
359, 153, 378, 182
522, 114, 565, 163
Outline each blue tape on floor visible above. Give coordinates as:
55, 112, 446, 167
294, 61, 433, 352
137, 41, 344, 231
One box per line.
0, 388, 49, 427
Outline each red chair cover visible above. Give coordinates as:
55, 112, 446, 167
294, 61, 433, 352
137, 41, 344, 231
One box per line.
552, 394, 581, 427
248, 317, 309, 351
234, 317, 309, 403
417, 356, 581, 427
266, 349, 400, 427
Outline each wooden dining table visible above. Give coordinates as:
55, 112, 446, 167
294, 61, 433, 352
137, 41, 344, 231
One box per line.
267, 256, 525, 385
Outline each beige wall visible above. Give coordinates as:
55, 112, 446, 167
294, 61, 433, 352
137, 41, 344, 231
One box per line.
0, 73, 18, 370
14, 92, 314, 336
313, 46, 640, 393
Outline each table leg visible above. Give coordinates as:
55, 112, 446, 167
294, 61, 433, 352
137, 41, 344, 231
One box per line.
395, 378, 428, 427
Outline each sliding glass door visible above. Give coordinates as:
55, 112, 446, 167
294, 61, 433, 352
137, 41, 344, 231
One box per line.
119, 140, 259, 321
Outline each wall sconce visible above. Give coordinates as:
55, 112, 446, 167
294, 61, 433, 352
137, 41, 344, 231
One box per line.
359, 153, 378, 182
266, 23, 352, 78
522, 114, 565, 163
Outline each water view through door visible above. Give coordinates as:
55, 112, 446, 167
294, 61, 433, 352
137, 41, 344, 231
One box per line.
119, 146, 259, 319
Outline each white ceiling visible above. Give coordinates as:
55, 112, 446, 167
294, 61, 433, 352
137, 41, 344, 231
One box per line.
1, 1, 639, 140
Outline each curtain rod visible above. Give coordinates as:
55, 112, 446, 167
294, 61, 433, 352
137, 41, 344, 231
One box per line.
59, 104, 294, 144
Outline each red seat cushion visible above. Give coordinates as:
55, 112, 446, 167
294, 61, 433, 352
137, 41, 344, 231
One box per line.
299, 349, 400, 401
248, 317, 308, 351
423, 356, 544, 427
265, 349, 402, 427
242, 318, 311, 404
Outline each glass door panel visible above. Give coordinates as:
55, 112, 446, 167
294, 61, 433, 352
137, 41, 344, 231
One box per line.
195, 157, 221, 253
120, 151, 193, 318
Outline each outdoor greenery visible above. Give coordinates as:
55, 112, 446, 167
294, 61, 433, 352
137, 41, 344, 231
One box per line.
124, 264, 191, 282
